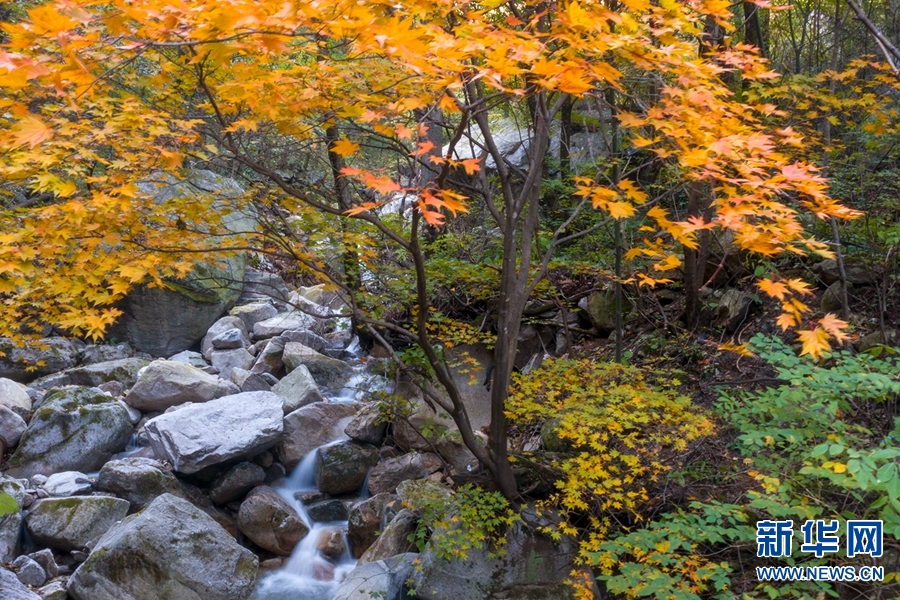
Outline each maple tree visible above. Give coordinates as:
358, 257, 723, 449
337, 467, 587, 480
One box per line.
0, 0, 864, 505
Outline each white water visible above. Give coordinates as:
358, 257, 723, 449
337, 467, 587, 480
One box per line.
251, 337, 387, 600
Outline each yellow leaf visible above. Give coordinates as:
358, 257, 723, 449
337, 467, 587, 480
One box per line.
757, 278, 789, 301
331, 138, 360, 158
797, 327, 830, 359
606, 201, 635, 219
13, 116, 53, 148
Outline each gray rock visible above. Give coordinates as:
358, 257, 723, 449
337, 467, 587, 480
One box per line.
347, 493, 400, 558
230, 302, 278, 333
271, 365, 324, 413
81, 343, 133, 365
0, 405, 27, 447
282, 342, 352, 391
209, 462, 266, 505
314, 527, 346, 560
231, 367, 272, 392
306, 498, 348, 522
0, 338, 82, 382
211, 328, 246, 350
238, 269, 291, 307
279, 329, 329, 354
167, 350, 208, 368
211, 347, 255, 380
68, 493, 258, 600
315, 440, 378, 495
42, 472, 93, 497
359, 509, 418, 564
366, 453, 443, 496
125, 360, 238, 412
814, 259, 880, 285
0, 476, 25, 562
857, 328, 898, 353
332, 554, 417, 600
237, 486, 308, 555
253, 312, 316, 340
26, 496, 130, 552
27, 549, 57, 579
578, 289, 621, 335
144, 391, 283, 474
36, 581, 67, 600
715, 289, 754, 332
202, 316, 250, 361
821, 281, 846, 313
97, 457, 183, 512
0, 378, 31, 416
276, 402, 360, 469
0, 567, 41, 600
12, 555, 46, 587
32, 357, 151, 391
5, 387, 132, 479
249, 336, 285, 375
344, 404, 387, 445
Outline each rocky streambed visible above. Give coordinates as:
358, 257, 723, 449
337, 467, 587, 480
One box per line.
0, 270, 578, 600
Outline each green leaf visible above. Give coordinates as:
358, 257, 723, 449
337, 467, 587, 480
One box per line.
0, 492, 18, 517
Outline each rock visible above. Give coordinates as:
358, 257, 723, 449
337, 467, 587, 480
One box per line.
144, 391, 283, 474
82, 342, 133, 365
0, 378, 31, 416
271, 365, 324, 413
230, 368, 271, 392
306, 498, 349, 522
26, 496, 130, 552
0, 338, 82, 382
578, 289, 622, 335
366, 453, 443, 496
211, 328, 247, 350
249, 336, 285, 375
36, 581, 66, 600
359, 509, 418, 564
5, 387, 132, 479
42, 472, 93, 497
0, 567, 41, 600
97, 457, 182, 512
167, 350, 208, 368
209, 462, 266, 505
27, 549, 57, 579
202, 316, 250, 361
344, 404, 387, 445
857, 328, 898, 353
282, 342, 352, 391
276, 402, 360, 469
238, 269, 291, 307
279, 329, 329, 354
253, 312, 316, 340
396, 478, 451, 505
211, 347, 255, 380
821, 281, 847, 313
332, 553, 417, 600
0, 476, 25, 562
12, 555, 46, 587
0, 405, 27, 447
125, 360, 238, 412
814, 259, 880, 285
315, 527, 346, 560
31, 357, 151, 392
347, 493, 399, 558
237, 486, 308, 555
315, 441, 380, 496
68, 493, 258, 600
408, 519, 579, 600
230, 302, 278, 333
392, 345, 492, 453
715, 289, 754, 332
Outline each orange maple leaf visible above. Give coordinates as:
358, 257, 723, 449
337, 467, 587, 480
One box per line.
331, 138, 360, 157
797, 327, 831, 359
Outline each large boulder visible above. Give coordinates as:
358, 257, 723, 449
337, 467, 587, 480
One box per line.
0, 338, 82, 382
276, 402, 359, 469
143, 391, 283, 474
0, 378, 31, 416
31, 357, 151, 392
68, 493, 258, 600
0, 567, 41, 600
229, 302, 278, 333
344, 404, 387, 446
0, 476, 26, 562
253, 312, 317, 340
282, 342, 352, 391
209, 462, 266, 505
97, 457, 183, 512
332, 553, 417, 600
347, 493, 400, 558
201, 316, 250, 361
314, 441, 380, 496
407, 519, 580, 600
358, 509, 418, 564
813, 258, 880, 285
125, 360, 238, 412
105, 171, 253, 357
238, 269, 291, 307
4, 387, 132, 479
211, 348, 255, 380
0, 405, 27, 447
271, 365, 324, 413
236, 486, 308, 555
366, 452, 442, 496
26, 496, 130, 552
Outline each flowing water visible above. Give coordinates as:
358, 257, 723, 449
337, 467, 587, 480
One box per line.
251, 342, 387, 600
